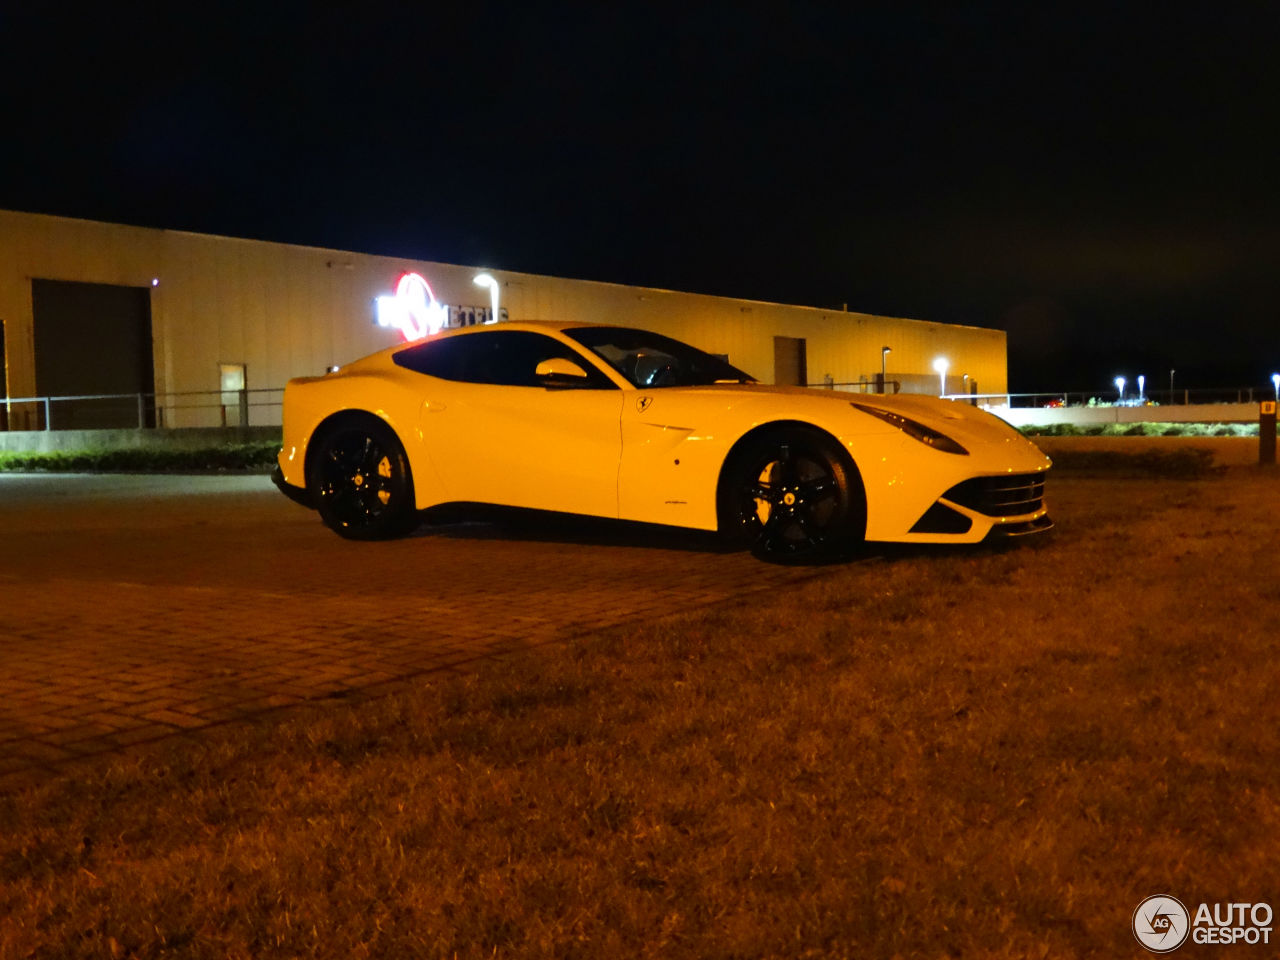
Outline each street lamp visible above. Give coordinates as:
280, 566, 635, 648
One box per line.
1170, 368, 1176, 406
473, 273, 499, 324
1114, 376, 1126, 403
1137, 375, 1145, 403
933, 356, 949, 397
1272, 372, 1279, 402
881, 346, 891, 382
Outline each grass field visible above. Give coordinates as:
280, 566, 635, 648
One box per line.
3, 469, 1279, 958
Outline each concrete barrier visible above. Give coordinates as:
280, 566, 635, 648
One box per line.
0, 426, 281, 454
989, 402, 1257, 428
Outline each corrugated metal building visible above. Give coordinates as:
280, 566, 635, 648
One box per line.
0, 209, 1007, 429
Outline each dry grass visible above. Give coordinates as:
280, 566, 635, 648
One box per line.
1040, 446, 1218, 477
3, 471, 1280, 958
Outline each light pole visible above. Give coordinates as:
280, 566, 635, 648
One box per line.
1170, 369, 1175, 406
1114, 376, 1126, 403
1272, 373, 1279, 402
881, 346, 891, 388
1137, 375, 1145, 403
933, 356, 949, 397
473, 273, 499, 324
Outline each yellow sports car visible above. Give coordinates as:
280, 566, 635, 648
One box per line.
273, 321, 1051, 558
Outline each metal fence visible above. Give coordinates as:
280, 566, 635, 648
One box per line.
807, 378, 902, 394
1, 388, 284, 431
945, 387, 1277, 409
3, 382, 1272, 431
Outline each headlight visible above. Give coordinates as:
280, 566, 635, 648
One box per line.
850, 402, 969, 455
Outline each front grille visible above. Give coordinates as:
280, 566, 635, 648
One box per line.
942, 473, 1046, 518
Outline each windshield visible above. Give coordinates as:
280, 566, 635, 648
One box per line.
565, 326, 756, 388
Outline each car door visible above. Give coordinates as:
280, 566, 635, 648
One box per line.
397, 330, 624, 518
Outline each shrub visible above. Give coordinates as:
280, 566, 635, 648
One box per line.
0, 443, 280, 473
1020, 422, 1259, 439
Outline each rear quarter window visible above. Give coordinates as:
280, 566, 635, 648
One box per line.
393, 330, 614, 388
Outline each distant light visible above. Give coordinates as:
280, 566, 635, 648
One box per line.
1137, 374, 1145, 401
151, 278, 160, 287
375, 272, 448, 340
473, 272, 500, 324
1115, 376, 1126, 402
327, 365, 340, 374
933, 356, 949, 396
1272, 373, 1279, 401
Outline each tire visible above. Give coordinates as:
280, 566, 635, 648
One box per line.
308, 416, 417, 540
718, 428, 863, 560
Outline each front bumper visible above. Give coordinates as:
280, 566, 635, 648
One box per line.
908, 471, 1053, 540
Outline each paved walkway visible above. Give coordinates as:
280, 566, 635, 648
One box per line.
0, 475, 818, 790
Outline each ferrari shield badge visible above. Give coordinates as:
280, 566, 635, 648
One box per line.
637, 396, 653, 413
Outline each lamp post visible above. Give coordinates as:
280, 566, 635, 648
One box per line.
473, 273, 499, 324
1114, 376, 1126, 403
933, 356, 949, 397
1137, 375, 1145, 403
1272, 373, 1279, 402
1170, 369, 1176, 406
881, 346, 891, 381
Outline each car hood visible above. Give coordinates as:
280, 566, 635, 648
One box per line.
648, 383, 1049, 467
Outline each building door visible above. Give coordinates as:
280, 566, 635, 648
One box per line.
32, 279, 155, 429
1, 319, 7, 430
220, 363, 248, 426
773, 336, 807, 386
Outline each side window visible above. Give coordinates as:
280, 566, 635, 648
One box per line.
394, 331, 614, 388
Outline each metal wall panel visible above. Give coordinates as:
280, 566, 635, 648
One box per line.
0, 209, 1007, 429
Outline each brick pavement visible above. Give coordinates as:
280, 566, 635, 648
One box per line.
0, 474, 820, 790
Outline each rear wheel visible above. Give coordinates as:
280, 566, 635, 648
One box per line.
719, 428, 863, 560
308, 417, 417, 540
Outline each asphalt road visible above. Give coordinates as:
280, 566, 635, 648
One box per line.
0, 474, 818, 790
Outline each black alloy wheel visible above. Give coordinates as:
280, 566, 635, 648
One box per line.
720, 429, 862, 560
309, 419, 417, 540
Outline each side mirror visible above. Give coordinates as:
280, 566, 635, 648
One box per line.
535, 357, 591, 387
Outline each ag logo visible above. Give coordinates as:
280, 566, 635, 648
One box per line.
1133, 895, 1190, 953
636, 396, 653, 413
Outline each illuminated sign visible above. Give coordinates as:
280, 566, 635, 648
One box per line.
375, 273, 448, 340
375, 272, 508, 341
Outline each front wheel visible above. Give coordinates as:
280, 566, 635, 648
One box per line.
308, 418, 417, 540
719, 429, 863, 560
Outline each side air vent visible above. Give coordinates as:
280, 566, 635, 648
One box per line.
910, 502, 974, 534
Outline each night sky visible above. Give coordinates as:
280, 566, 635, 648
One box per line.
2, 5, 1276, 392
